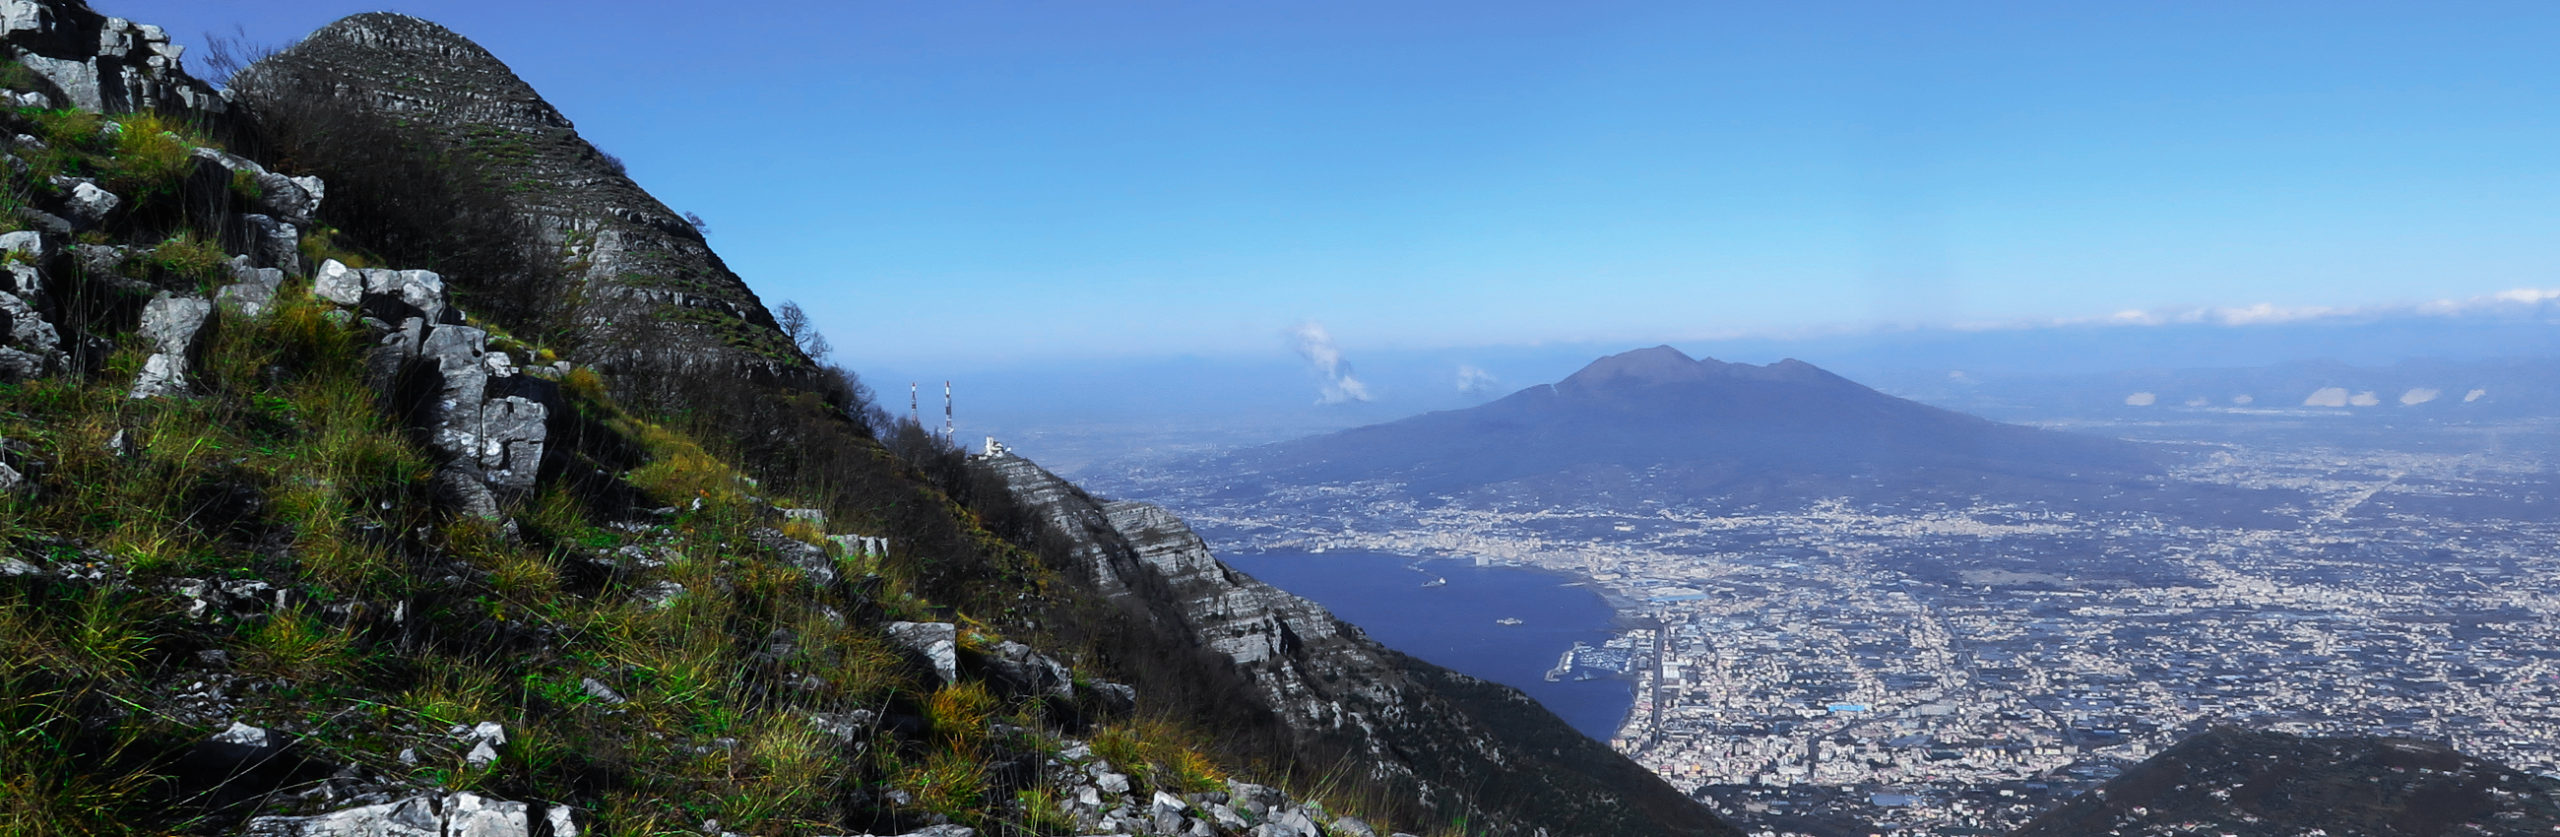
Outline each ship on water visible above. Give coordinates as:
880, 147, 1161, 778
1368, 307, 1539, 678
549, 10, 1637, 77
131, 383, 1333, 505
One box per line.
1496, 617, 1524, 626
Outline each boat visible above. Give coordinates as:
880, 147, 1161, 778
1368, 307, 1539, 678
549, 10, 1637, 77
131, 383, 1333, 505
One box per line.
1421, 577, 1447, 588
1495, 617, 1524, 626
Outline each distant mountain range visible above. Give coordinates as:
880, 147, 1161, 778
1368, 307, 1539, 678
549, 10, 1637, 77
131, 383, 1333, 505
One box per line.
1212, 346, 2164, 509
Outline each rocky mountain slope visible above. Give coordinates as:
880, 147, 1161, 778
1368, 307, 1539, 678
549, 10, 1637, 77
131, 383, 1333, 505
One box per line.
2009, 728, 2560, 836
229, 11, 808, 385
1217, 345, 2165, 511
0, 2, 1743, 835
986, 452, 1735, 837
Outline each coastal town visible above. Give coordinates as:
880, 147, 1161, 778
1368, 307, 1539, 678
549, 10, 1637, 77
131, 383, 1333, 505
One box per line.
1099, 420, 2560, 834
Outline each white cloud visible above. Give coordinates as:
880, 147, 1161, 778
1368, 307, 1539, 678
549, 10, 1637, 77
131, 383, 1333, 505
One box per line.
2399, 388, 2440, 406
1456, 364, 1501, 397
2232, 394, 2254, 405
1290, 321, 1372, 405
1985, 286, 2560, 334
2465, 388, 2487, 402
2124, 392, 2157, 406
2304, 387, 2349, 408
2348, 391, 2381, 407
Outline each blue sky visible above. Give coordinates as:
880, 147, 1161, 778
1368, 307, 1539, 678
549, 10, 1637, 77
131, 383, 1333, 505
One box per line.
105, 1, 2560, 373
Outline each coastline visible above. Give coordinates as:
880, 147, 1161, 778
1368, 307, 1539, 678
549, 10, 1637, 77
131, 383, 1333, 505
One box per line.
1223, 547, 1643, 742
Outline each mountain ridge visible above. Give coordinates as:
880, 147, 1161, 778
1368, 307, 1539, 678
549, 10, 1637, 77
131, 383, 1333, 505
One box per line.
1218, 346, 2165, 511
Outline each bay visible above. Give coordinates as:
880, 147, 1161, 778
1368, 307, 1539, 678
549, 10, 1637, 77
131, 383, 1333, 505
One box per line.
1223, 548, 1635, 741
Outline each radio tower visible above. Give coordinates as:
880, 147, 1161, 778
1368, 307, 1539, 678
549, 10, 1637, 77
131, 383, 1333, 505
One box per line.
943, 381, 954, 439
909, 382, 919, 427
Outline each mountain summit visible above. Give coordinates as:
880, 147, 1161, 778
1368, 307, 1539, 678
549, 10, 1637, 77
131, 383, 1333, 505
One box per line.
1225, 346, 2163, 507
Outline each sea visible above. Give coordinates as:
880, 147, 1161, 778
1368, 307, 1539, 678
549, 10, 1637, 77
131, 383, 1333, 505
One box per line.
1221, 548, 1636, 741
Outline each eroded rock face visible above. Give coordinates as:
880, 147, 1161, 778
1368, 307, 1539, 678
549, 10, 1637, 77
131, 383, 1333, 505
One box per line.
0, 0, 225, 116
236, 13, 807, 382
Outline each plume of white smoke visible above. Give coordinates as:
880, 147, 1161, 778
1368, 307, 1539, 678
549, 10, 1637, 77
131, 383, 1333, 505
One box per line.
1291, 321, 1371, 405
1457, 364, 1501, 397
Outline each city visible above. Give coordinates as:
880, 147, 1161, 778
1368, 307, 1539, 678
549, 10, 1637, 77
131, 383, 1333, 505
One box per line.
1096, 418, 2560, 835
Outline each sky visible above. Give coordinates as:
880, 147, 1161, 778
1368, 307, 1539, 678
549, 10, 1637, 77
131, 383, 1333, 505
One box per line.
101, 1, 2560, 380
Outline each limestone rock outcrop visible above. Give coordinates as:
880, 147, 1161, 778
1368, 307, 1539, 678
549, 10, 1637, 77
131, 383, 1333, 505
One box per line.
127, 292, 212, 399
310, 258, 558, 518
0, 0, 226, 115
241, 791, 579, 837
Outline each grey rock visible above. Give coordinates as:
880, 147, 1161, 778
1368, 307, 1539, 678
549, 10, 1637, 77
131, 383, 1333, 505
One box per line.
779, 506, 825, 529
808, 709, 875, 743
209, 721, 274, 750
1203, 802, 1250, 832
241, 794, 443, 837
751, 527, 838, 586
829, 534, 889, 558
15, 207, 69, 236
441, 795, 532, 837
1227, 781, 1283, 813
883, 621, 959, 684
0, 290, 61, 381
217, 262, 285, 318
1151, 790, 1188, 816
0, 555, 37, 575
637, 579, 684, 609
63, 180, 119, 225
313, 259, 363, 306
886, 827, 974, 837
4, 261, 40, 307
3, 1, 226, 116
1094, 771, 1130, 795
188, 146, 326, 223
477, 395, 547, 492
128, 293, 212, 398
1088, 680, 1138, 717
1330, 815, 1379, 837
579, 677, 625, 705
1266, 807, 1320, 837
241, 213, 299, 273
982, 640, 1074, 699
363, 268, 449, 325
0, 229, 44, 261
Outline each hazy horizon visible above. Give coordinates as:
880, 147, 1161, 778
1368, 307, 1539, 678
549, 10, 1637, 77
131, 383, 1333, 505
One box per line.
107, 0, 2560, 382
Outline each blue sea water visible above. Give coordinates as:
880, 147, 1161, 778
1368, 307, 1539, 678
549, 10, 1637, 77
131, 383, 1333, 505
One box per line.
1221, 549, 1635, 741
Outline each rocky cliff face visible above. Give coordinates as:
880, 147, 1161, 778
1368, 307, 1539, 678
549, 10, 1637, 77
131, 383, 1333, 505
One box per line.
232, 13, 808, 381
985, 451, 1738, 837
0, 0, 223, 115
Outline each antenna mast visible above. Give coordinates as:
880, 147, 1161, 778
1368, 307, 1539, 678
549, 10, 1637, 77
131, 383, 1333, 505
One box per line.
943, 381, 954, 439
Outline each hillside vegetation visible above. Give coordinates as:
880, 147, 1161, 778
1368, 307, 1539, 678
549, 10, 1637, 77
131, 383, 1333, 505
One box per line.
0, 2, 1749, 836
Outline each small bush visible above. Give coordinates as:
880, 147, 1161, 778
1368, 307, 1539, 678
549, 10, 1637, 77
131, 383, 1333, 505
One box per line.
143, 232, 231, 292
100, 113, 197, 201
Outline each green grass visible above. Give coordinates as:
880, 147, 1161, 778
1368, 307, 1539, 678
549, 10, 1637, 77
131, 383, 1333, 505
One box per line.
0, 101, 1290, 837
